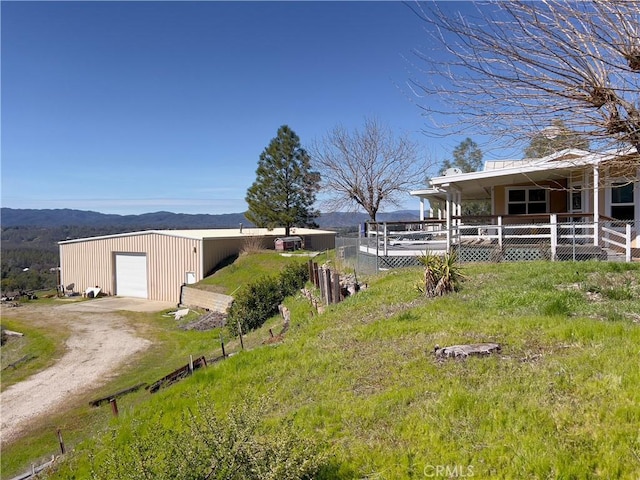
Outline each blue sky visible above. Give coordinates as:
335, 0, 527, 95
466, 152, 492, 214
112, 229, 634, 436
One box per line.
2, 1, 513, 215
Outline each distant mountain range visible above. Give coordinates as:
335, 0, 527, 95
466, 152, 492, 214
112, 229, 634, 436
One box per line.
0, 207, 422, 291
1, 208, 420, 229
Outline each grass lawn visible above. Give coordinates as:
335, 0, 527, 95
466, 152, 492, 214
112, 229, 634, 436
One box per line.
4, 258, 640, 479
197, 250, 313, 295
1, 317, 62, 391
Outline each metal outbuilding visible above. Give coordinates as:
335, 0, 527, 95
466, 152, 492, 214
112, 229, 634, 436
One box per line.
59, 227, 335, 303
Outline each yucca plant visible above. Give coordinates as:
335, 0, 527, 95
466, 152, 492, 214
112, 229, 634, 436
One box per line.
417, 251, 464, 297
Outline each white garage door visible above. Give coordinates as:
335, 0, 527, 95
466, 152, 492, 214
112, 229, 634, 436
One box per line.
115, 253, 148, 298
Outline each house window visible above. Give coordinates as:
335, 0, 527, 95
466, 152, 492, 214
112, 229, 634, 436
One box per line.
507, 188, 548, 214
571, 190, 582, 212
610, 182, 634, 220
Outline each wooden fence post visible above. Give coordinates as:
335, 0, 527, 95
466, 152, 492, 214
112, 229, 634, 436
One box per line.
110, 398, 119, 417
57, 428, 66, 454
237, 321, 244, 350
318, 267, 326, 303
324, 268, 332, 305
332, 271, 341, 304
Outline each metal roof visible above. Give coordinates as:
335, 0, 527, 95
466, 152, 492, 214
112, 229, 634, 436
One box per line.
58, 227, 336, 245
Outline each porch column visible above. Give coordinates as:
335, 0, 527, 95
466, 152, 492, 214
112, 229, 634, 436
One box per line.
593, 165, 600, 246
419, 198, 425, 221
491, 187, 495, 215
383, 222, 388, 256
446, 190, 452, 251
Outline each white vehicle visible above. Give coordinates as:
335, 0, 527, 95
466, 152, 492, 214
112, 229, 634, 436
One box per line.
387, 232, 433, 246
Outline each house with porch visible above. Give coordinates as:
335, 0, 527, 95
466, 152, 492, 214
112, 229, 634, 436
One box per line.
406, 148, 638, 262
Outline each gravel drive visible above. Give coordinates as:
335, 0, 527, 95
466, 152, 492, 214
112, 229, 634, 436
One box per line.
1, 297, 172, 445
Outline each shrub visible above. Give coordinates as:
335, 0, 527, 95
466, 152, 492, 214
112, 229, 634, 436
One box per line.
240, 236, 266, 255
84, 396, 327, 480
227, 262, 309, 336
416, 251, 464, 297
279, 262, 309, 294
228, 276, 282, 335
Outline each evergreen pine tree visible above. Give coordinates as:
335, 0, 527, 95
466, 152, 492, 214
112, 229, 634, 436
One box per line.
439, 137, 483, 175
437, 138, 490, 215
245, 126, 320, 236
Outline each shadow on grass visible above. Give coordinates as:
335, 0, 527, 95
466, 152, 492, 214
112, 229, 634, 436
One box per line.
205, 253, 239, 277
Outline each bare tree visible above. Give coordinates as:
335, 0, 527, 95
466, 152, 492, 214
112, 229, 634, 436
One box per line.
408, 0, 639, 167
311, 118, 428, 221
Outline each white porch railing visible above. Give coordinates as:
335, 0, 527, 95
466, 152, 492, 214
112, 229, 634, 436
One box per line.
601, 219, 633, 262
364, 214, 635, 262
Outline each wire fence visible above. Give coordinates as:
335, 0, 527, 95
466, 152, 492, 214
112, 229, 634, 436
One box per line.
336, 217, 636, 275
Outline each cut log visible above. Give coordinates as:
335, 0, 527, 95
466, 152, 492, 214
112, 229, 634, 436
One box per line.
89, 382, 147, 407
2, 354, 35, 371
435, 343, 501, 359
4, 330, 24, 337
147, 356, 207, 393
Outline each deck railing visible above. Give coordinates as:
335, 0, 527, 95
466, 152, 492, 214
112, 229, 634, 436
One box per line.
364, 214, 635, 262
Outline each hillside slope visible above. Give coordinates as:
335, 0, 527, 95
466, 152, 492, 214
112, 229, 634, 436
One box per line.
40, 260, 640, 479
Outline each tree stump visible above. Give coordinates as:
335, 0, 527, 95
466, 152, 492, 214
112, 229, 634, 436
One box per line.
434, 343, 501, 359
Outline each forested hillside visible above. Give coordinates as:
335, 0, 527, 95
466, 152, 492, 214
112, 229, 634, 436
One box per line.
1, 208, 419, 292
1, 208, 419, 229
1, 225, 151, 292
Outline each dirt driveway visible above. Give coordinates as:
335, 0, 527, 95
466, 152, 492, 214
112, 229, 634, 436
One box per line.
1, 297, 172, 445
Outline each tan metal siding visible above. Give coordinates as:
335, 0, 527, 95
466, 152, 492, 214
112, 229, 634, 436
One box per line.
298, 233, 336, 251
201, 233, 336, 277
60, 233, 200, 303
61, 231, 337, 301
202, 237, 248, 277
146, 235, 201, 303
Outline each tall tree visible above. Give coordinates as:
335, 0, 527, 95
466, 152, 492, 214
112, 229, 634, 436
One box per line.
524, 119, 591, 158
438, 138, 490, 215
439, 137, 483, 174
245, 126, 320, 236
409, 0, 640, 168
311, 118, 427, 221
